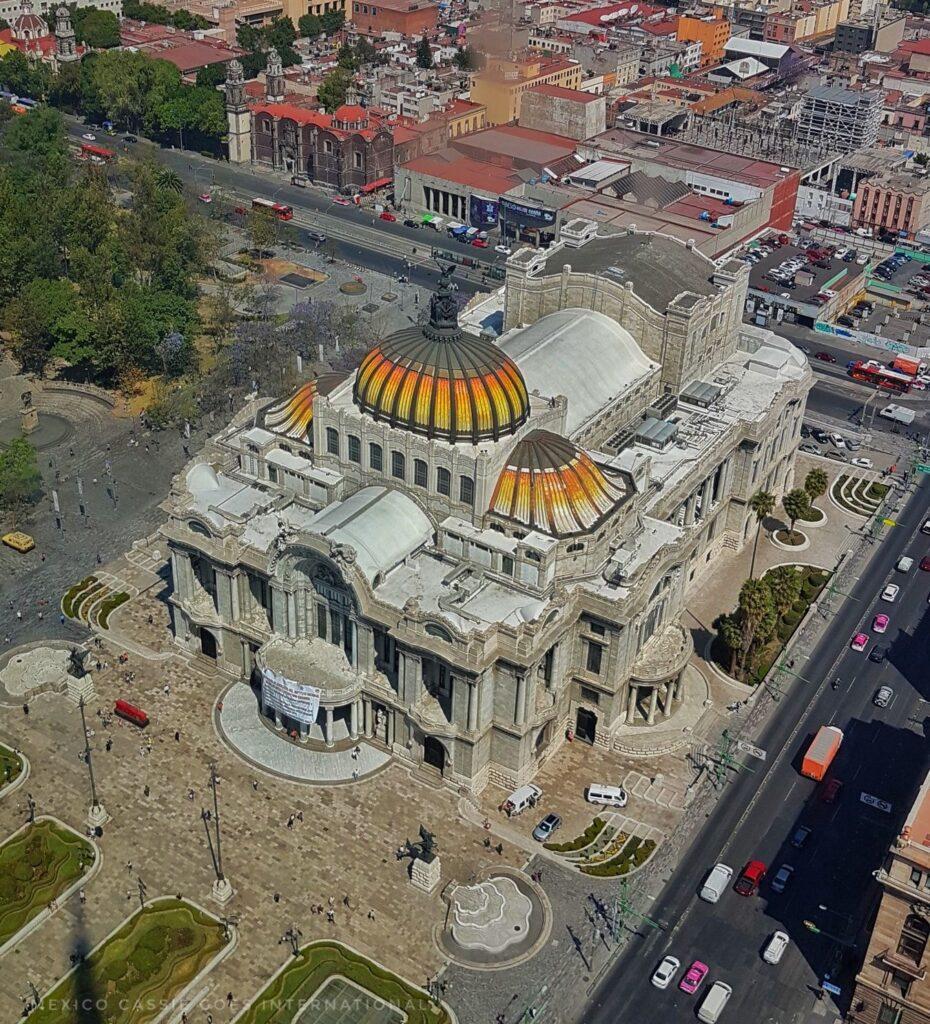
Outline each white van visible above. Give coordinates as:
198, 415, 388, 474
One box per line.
697, 981, 732, 1023
897, 556, 914, 573
501, 783, 541, 817
699, 863, 733, 903
586, 784, 628, 808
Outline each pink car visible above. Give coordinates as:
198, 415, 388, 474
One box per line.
679, 960, 709, 995
851, 632, 868, 652
872, 614, 889, 634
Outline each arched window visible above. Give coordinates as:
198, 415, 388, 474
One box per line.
326, 427, 339, 455
436, 467, 451, 496
459, 475, 474, 505
188, 520, 211, 537
414, 459, 427, 487
898, 914, 930, 964
369, 442, 383, 472
391, 451, 405, 480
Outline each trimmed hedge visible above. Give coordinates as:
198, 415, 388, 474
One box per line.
97, 591, 130, 629
545, 817, 606, 853
580, 835, 659, 877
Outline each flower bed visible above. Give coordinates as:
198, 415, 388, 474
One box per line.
97, 592, 130, 629
544, 817, 605, 853
0, 743, 23, 792
236, 940, 449, 1024
27, 898, 229, 1024
62, 576, 97, 619
0, 819, 94, 950
575, 830, 630, 865
581, 837, 658, 877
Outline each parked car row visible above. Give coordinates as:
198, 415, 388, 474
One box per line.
872, 251, 912, 282
650, 954, 734, 1021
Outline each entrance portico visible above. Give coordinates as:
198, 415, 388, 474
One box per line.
626, 622, 693, 725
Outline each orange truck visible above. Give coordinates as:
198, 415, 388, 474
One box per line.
893, 355, 926, 377
801, 725, 844, 781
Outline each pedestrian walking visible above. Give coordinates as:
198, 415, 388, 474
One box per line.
174, 730, 180, 742
60, 613, 65, 625
127, 861, 133, 873
226, 992, 233, 1007
296, 810, 303, 823
328, 895, 335, 909
79, 889, 86, 905
16, 610, 21, 620
342, 893, 350, 908
352, 767, 359, 781
326, 909, 335, 924
251, 779, 258, 792
273, 892, 280, 903
38, 611, 43, 620
187, 788, 195, 801
367, 909, 375, 920
105, 738, 112, 752
287, 814, 294, 830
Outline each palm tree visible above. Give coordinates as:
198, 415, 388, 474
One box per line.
155, 168, 183, 196
803, 467, 828, 515
782, 487, 810, 544
766, 564, 802, 620
737, 578, 773, 678
748, 489, 775, 578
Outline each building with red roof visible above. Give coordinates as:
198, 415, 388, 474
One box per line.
349, 0, 439, 37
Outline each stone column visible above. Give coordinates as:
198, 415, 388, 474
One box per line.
387, 709, 396, 746
515, 674, 526, 727
626, 684, 638, 725
350, 699, 359, 739
663, 680, 673, 718
299, 720, 309, 742
350, 621, 358, 669
647, 686, 658, 726
466, 680, 477, 732
271, 586, 285, 635
684, 492, 697, 526
240, 639, 250, 678
324, 707, 334, 747
363, 698, 372, 737
274, 709, 284, 731
286, 591, 297, 639
231, 572, 241, 622
674, 668, 686, 701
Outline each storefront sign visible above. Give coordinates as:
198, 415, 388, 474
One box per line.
469, 194, 499, 229
499, 197, 557, 228
261, 667, 322, 726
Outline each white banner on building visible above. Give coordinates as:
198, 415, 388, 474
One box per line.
261, 668, 322, 726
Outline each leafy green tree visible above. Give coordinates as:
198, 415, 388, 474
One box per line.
267, 16, 297, 51
415, 35, 433, 68
0, 49, 49, 98
246, 206, 278, 256
320, 8, 345, 33
803, 467, 828, 509
355, 36, 378, 64
453, 45, 480, 71
0, 437, 41, 527
155, 166, 183, 195
236, 23, 263, 50
713, 612, 742, 675
337, 43, 359, 70
4, 278, 88, 375
764, 564, 802, 621
737, 578, 773, 677
298, 12, 322, 36
782, 488, 810, 543
74, 9, 120, 48
316, 67, 352, 112
747, 489, 774, 579
196, 63, 227, 89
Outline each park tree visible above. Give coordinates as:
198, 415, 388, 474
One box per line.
337, 43, 359, 70
0, 437, 41, 527
782, 487, 810, 543
298, 12, 322, 36
246, 206, 278, 256
415, 35, 433, 68
713, 611, 742, 675
747, 489, 774, 579
4, 278, 89, 375
736, 578, 773, 677
803, 467, 828, 510
765, 564, 802, 621
74, 9, 120, 48
316, 67, 352, 112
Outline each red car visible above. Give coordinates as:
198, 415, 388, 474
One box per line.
920, 556, 930, 571
379, 210, 397, 222
333, 196, 352, 207
821, 778, 843, 803
471, 237, 489, 248
734, 859, 766, 896
813, 351, 836, 363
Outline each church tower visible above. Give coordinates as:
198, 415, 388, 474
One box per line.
265, 47, 285, 101
54, 6, 78, 63
225, 59, 252, 165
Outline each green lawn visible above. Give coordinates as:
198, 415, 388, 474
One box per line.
0, 743, 24, 793
27, 898, 229, 1024
0, 819, 94, 949
238, 941, 449, 1024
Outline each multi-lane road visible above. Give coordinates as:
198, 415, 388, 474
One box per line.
586, 479, 930, 1024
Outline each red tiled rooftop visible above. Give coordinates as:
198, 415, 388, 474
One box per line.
401, 150, 522, 192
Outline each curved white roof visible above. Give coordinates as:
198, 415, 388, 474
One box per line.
310, 486, 433, 583
499, 308, 658, 435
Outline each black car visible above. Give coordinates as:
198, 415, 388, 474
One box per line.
790, 825, 812, 849
123, 134, 138, 143
800, 425, 811, 438
869, 644, 888, 664
811, 428, 830, 444
403, 218, 419, 228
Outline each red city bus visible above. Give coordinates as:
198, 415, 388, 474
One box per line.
848, 359, 913, 394
251, 197, 293, 220
80, 142, 115, 162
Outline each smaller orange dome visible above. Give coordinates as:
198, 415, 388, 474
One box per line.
264, 372, 348, 443
489, 430, 629, 537
333, 104, 368, 125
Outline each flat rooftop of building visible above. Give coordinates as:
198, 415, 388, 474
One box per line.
451, 124, 578, 166
591, 128, 798, 185
400, 149, 524, 192
539, 231, 718, 310
804, 83, 881, 104
839, 147, 910, 174
724, 36, 790, 60
528, 83, 603, 103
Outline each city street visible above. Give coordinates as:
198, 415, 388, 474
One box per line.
584, 478, 930, 1024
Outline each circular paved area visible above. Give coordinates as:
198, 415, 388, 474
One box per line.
0, 645, 71, 699
215, 681, 390, 784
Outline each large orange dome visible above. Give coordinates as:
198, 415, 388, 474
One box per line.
353, 267, 530, 443
489, 430, 629, 536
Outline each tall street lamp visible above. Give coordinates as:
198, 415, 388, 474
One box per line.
78, 696, 108, 831
207, 763, 233, 905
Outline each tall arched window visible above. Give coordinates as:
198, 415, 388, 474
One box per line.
898, 914, 930, 964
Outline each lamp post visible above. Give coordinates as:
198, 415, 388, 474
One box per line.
78, 696, 108, 830
207, 763, 233, 905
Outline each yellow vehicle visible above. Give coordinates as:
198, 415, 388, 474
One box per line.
2, 532, 35, 553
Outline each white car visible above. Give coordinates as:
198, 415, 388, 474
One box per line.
770, 864, 794, 894
651, 954, 681, 989
82, 132, 96, 140
856, 254, 869, 264
763, 931, 790, 965
495, 244, 512, 255
829, 433, 847, 449
851, 457, 873, 469
882, 583, 900, 602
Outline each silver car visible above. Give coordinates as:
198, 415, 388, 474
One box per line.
874, 685, 893, 708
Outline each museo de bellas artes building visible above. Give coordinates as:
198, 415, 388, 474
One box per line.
161, 229, 812, 793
